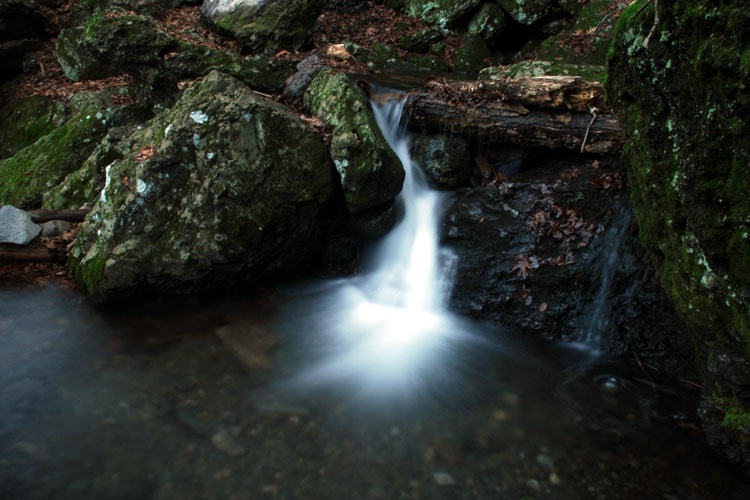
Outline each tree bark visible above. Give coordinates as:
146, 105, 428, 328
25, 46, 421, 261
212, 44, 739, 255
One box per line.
26, 208, 88, 223
401, 76, 624, 154
0, 244, 65, 263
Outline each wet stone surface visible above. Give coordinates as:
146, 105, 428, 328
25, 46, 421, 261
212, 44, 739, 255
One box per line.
1, 284, 749, 499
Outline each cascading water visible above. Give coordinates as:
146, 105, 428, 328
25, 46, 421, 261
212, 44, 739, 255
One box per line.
269, 95, 477, 403
573, 209, 633, 353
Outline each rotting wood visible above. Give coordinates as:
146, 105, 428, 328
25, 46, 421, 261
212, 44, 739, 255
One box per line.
26, 208, 88, 223
401, 76, 624, 154
0, 244, 65, 263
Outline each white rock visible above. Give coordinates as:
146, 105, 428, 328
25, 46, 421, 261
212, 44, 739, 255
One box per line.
433, 471, 456, 486
0, 205, 41, 245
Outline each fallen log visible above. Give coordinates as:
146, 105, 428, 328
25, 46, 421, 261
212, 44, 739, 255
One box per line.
0, 243, 66, 263
26, 208, 88, 223
401, 76, 624, 154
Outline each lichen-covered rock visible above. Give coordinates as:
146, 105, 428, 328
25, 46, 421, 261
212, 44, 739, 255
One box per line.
467, 3, 506, 41
304, 68, 404, 214
496, 0, 561, 26
200, 0, 325, 54
402, 0, 481, 29
522, 0, 622, 67
452, 34, 492, 77
411, 135, 470, 189
0, 107, 113, 208
606, 0, 750, 476
56, 9, 176, 82
161, 43, 296, 94
0, 96, 67, 160
55, 27, 120, 82
68, 71, 334, 303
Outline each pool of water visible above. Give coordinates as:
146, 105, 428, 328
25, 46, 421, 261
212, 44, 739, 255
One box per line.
2, 283, 749, 499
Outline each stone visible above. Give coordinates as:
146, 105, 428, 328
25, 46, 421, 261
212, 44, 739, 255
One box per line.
0, 205, 40, 245
606, 0, 750, 477
452, 35, 492, 77
304, 68, 404, 214
411, 135, 470, 189
0, 106, 113, 208
467, 3, 506, 41
200, 0, 325, 54
40, 220, 71, 237
496, 0, 561, 26
68, 70, 334, 302
402, 0, 482, 29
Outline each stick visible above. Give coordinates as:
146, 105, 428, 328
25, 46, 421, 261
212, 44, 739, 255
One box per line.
581, 106, 598, 153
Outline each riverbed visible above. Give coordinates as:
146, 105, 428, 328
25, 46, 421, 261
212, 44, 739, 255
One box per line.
1, 282, 749, 499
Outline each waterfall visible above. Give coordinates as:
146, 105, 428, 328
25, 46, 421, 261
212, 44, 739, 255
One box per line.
270, 94, 474, 403
573, 210, 632, 353
365, 98, 458, 312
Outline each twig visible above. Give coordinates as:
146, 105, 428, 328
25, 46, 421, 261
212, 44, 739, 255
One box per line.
634, 352, 659, 398
581, 106, 598, 153
643, 0, 660, 47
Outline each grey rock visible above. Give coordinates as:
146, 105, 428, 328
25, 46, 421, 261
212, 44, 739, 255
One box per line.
0, 205, 40, 245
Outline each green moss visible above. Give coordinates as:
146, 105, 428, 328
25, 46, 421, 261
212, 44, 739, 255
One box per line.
715, 395, 750, 435
70, 248, 107, 296
0, 96, 66, 159
0, 109, 111, 208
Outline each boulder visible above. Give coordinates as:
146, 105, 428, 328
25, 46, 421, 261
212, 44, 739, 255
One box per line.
56, 9, 177, 82
0, 96, 67, 160
200, 0, 325, 54
443, 156, 688, 365
410, 135, 470, 189
304, 68, 404, 214
452, 34, 493, 77
402, 0, 482, 29
68, 71, 334, 302
0, 105, 113, 208
0, 205, 40, 245
467, 3, 507, 42
496, 0, 562, 26
606, 0, 750, 476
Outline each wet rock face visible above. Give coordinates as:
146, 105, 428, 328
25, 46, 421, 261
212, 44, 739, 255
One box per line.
68, 71, 334, 303
606, 0, 750, 476
200, 0, 325, 54
443, 157, 689, 364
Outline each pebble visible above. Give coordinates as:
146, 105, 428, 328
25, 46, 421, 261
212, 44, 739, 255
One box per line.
433, 471, 456, 486
549, 472, 561, 485
211, 428, 246, 457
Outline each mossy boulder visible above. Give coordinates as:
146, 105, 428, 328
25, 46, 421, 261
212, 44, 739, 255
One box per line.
524, 0, 621, 66
303, 68, 404, 214
201, 0, 325, 54
453, 34, 493, 77
0, 106, 113, 208
161, 43, 296, 94
496, 0, 562, 26
467, 3, 507, 41
402, 0, 482, 29
56, 8, 177, 82
606, 0, 750, 476
0, 96, 67, 159
68, 71, 334, 303
411, 135, 470, 189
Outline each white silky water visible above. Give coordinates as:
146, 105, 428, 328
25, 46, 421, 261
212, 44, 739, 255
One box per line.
266, 96, 485, 405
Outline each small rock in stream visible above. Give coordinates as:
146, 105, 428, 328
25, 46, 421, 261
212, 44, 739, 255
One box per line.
211, 428, 246, 457
433, 471, 456, 486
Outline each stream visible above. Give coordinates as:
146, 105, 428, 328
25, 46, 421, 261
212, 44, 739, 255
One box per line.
2, 96, 750, 499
